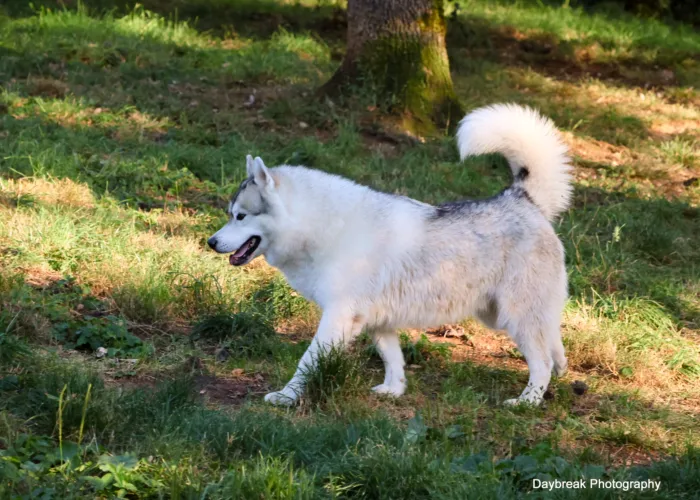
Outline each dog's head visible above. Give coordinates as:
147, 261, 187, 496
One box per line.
208, 155, 279, 266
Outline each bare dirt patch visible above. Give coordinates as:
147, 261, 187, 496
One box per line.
417, 323, 530, 372
195, 371, 269, 406
103, 372, 158, 391
590, 443, 667, 467
101, 364, 269, 406
18, 266, 64, 289
565, 132, 636, 167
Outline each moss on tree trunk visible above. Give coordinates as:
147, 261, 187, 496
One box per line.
321, 0, 462, 136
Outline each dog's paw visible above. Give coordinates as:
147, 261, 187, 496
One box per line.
264, 390, 299, 406
371, 383, 406, 397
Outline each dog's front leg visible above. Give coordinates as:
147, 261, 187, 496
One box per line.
264, 309, 362, 406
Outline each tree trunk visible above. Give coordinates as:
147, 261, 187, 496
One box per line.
321, 0, 462, 136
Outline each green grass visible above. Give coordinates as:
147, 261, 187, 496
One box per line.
453, 0, 700, 63
1, 0, 700, 497
659, 137, 698, 168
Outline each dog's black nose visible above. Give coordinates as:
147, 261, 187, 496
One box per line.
207, 237, 218, 250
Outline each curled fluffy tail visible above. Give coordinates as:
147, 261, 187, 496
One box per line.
456, 103, 573, 221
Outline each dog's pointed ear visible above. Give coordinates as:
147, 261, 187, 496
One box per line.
252, 157, 275, 189
246, 155, 255, 177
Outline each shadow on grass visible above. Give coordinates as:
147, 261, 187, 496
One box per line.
0, 9, 655, 188
565, 185, 699, 328
1, 0, 348, 40
4, 0, 697, 84
0, 6, 332, 90
1, 346, 698, 469
2, 0, 675, 156
447, 13, 697, 90
435, 356, 700, 464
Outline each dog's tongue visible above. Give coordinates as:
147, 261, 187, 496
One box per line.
230, 240, 250, 261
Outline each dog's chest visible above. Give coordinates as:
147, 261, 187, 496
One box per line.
277, 264, 323, 306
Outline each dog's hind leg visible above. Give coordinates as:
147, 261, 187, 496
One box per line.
503, 317, 555, 406
551, 336, 568, 377
264, 309, 364, 406
371, 330, 406, 397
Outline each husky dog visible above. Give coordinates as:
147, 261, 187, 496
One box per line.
208, 103, 572, 406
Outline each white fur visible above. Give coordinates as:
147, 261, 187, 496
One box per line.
457, 103, 573, 221
209, 103, 571, 407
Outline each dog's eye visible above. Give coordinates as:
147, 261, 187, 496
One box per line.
236, 213, 246, 221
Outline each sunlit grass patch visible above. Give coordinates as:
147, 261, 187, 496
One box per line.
0, 177, 95, 209
455, 0, 700, 66
0, 186, 303, 331
454, 66, 697, 202
659, 137, 698, 168
564, 296, 700, 391
0, 5, 334, 86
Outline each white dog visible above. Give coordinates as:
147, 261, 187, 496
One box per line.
208, 103, 571, 406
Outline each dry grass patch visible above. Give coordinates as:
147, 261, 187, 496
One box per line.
0, 177, 95, 209
563, 303, 700, 399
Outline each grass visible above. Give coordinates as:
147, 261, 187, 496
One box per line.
1, 0, 699, 497
452, 0, 700, 65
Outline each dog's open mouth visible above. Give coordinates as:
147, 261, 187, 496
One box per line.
229, 236, 261, 266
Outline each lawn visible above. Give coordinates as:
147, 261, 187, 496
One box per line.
1, 0, 699, 498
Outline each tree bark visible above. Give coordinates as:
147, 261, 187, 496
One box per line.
321, 0, 462, 135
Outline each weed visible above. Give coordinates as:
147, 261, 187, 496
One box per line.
191, 311, 280, 357
301, 344, 369, 406
659, 137, 698, 168
0, 312, 30, 365
400, 333, 452, 366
